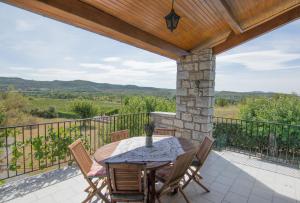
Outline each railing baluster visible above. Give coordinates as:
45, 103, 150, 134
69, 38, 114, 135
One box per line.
5, 128, 9, 178
45, 124, 48, 168
93, 119, 96, 153
14, 128, 17, 176
22, 127, 25, 174
89, 119, 92, 154
58, 122, 60, 169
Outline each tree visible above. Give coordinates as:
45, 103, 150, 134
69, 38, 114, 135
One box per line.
71, 100, 98, 118
0, 89, 36, 126
120, 96, 175, 114
0, 103, 5, 125
240, 94, 300, 125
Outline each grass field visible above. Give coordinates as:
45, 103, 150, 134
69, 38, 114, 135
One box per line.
29, 97, 240, 119
28, 97, 121, 115
214, 105, 240, 119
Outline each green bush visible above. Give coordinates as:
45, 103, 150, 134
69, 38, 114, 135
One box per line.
240, 94, 300, 125
120, 96, 175, 114
71, 100, 98, 118
31, 106, 58, 118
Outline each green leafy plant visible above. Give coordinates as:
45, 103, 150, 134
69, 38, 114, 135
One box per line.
71, 100, 98, 118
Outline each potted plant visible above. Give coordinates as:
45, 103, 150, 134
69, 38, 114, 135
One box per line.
144, 122, 155, 147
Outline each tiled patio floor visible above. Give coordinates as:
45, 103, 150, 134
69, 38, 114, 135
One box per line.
1, 150, 299, 203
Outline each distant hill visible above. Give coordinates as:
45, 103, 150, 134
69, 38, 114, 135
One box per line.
0, 77, 281, 98
0, 77, 176, 97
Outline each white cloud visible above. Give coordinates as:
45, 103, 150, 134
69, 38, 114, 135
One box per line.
9, 66, 34, 71
102, 57, 121, 62
218, 50, 300, 71
63, 56, 73, 61
122, 60, 176, 72
79, 63, 116, 71
15, 19, 34, 31
215, 70, 300, 94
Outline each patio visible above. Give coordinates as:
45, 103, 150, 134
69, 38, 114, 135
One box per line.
1, 150, 299, 203
1, 1, 300, 203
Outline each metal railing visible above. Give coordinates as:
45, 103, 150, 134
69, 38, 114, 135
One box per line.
1, 114, 299, 181
213, 117, 300, 167
0, 113, 150, 180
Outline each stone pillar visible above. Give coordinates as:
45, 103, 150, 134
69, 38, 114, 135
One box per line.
175, 49, 215, 142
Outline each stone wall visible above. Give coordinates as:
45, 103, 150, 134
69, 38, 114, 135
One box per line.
150, 49, 216, 143
175, 49, 215, 142
150, 112, 176, 129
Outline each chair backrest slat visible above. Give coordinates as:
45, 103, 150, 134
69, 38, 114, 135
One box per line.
164, 149, 196, 186
154, 128, 176, 136
111, 130, 129, 142
196, 136, 215, 165
68, 139, 92, 176
106, 163, 146, 194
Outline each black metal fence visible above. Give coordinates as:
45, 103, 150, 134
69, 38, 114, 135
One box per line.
1, 114, 300, 181
213, 117, 300, 167
0, 113, 150, 180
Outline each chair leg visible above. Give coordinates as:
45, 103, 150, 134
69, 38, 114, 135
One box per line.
193, 177, 210, 192
82, 190, 96, 203
182, 168, 196, 189
178, 187, 190, 203
182, 173, 193, 189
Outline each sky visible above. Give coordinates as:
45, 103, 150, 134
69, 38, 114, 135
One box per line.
0, 2, 299, 93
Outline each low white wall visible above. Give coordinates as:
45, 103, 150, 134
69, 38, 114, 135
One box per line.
150, 111, 176, 129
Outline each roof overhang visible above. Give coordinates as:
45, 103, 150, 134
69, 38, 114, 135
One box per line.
3, 0, 300, 59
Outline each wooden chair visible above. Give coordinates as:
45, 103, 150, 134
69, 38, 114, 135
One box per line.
105, 162, 148, 203
110, 129, 129, 142
182, 136, 215, 192
155, 149, 197, 203
154, 128, 176, 136
68, 139, 109, 203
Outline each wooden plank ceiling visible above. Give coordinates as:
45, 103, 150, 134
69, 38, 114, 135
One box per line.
4, 0, 300, 59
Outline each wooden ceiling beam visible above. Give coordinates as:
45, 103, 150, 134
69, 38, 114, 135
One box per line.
213, 5, 300, 55
213, 0, 243, 34
4, 0, 189, 59
191, 31, 231, 53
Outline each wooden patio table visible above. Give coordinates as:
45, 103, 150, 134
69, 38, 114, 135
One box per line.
93, 135, 196, 203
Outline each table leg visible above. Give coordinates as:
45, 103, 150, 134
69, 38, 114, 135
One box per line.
149, 170, 156, 203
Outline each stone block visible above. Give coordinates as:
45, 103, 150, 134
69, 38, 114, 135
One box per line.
189, 72, 204, 80
188, 88, 198, 96
177, 104, 187, 112
176, 88, 187, 96
176, 111, 181, 119
187, 100, 195, 107
201, 123, 213, 132
194, 123, 201, 131
193, 115, 210, 124
203, 70, 215, 80
181, 129, 192, 139
182, 113, 192, 122
199, 61, 213, 70
161, 118, 173, 126
177, 71, 189, 79
197, 81, 210, 88
201, 108, 214, 116
195, 97, 212, 108
187, 108, 200, 114
192, 131, 201, 140
202, 87, 215, 96
182, 80, 191, 88
182, 63, 195, 71
184, 122, 194, 130
174, 119, 183, 128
